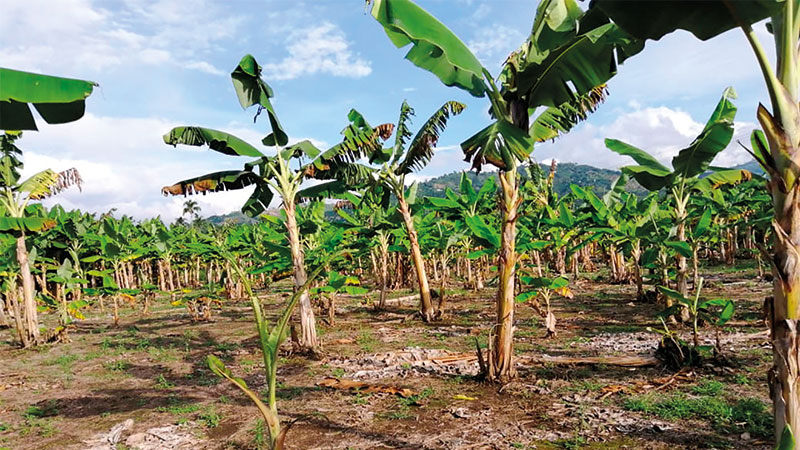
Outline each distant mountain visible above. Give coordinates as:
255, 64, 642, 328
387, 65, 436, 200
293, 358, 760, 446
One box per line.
205, 208, 281, 226
732, 160, 764, 176
206, 160, 764, 223
417, 162, 649, 198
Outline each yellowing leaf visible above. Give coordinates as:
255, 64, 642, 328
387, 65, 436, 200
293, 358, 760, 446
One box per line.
452, 394, 477, 401
555, 286, 573, 299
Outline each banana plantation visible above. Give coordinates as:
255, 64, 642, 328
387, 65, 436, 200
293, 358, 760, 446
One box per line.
1, 0, 800, 449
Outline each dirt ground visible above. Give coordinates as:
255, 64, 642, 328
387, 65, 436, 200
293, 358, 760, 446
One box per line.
0, 262, 775, 449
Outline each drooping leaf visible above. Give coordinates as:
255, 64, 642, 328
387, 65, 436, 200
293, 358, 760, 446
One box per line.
161, 170, 262, 197
397, 101, 465, 174
694, 169, 752, 193
693, 209, 713, 240
503, 6, 643, 109
530, 85, 609, 141
163, 127, 263, 157
369, 0, 487, 97
242, 182, 275, 217
231, 54, 288, 147
591, 0, 780, 42
0, 68, 97, 131
671, 87, 737, 179
606, 138, 669, 172
462, 119, 536, 172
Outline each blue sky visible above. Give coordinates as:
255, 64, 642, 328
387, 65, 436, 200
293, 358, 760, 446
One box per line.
1, 0, 772, 220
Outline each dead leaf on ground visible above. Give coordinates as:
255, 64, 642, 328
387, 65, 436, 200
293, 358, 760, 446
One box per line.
317, 377, 417, 397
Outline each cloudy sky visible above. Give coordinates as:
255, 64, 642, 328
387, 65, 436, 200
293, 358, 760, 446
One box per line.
2, 0, 772, 221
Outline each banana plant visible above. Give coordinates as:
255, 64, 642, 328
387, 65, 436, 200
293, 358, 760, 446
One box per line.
587, 1, 798, 438
370, 0, 642, 381
207, 239, 336, 450
425, 172, 496, 290
606, 88, 751, 313
0, 132, 82, 346
162, 54, 391, 353
310, 271, 368, 325
336, 189, 398, 309
516, 274, 571, 338
657, 278, 735, 353
322, 100, 466, 322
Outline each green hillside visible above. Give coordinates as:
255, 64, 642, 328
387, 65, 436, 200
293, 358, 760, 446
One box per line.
417, 163, 649, 198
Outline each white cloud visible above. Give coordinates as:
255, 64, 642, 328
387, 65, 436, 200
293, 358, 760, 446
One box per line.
467, 25, 524, 67
14, 114, 336, 221
263, 22, 372, 81
535, 105, 755, 170
0, 0, 243, 75
185, 61, 225, 76
139, 48, 171, 64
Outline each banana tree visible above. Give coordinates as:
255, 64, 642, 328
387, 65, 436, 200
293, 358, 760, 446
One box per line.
163, 54, 391, 353
335, 189, 397, 309
425, 172, 496, 290
370, 0, 642, 381
207, 233, 337, 450
606, 88, 751, 318
329, 100, 466, 321
589, 0, 797, 438
0, 132, 82, 346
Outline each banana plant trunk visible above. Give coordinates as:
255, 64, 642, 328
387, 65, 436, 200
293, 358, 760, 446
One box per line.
674, 220, 690, 322
284, 202, 319, 352
769, 185, 800, 442
16, 234, 39, 346
489, 169, 520, 382
378, 240, 389, 310
397, 197, 434, 321
632, 240, 644, 301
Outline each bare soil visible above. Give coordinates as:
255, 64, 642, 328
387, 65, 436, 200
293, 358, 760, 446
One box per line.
0, 263, 774, 449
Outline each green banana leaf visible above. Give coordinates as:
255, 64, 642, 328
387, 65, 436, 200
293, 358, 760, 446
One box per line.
231, 54, 288, 147
591, 0, 780, 41
369, 0, 487, 97
694, 169, 752, 194
163, 127, 263, 157
161, 170, 263, 197
671, 87, 737, 179
510, 9, 643, 108
0, 68, 97, 131
462, 119, 535, 171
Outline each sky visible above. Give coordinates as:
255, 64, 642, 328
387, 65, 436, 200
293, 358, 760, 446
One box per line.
1, 0, 774, 221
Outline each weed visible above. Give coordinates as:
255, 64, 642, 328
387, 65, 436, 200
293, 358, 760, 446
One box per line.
731, 373, 753, 385
352, 393, 370, 405
253, 419, 268, 450
691, 378, 725, 396
213, 342, 239, 352
148, 346, 178, 362
357, 330, 377, 353
23, 401, 59, 419
45, 354, 78, 371
156, 403, 200, 414
623, 393, 772, 438
557, 436, 587, 449
199, 409, 222, 428
331, 367, 346, 379
155, 374, 175, 389
103, 360, 131, 372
